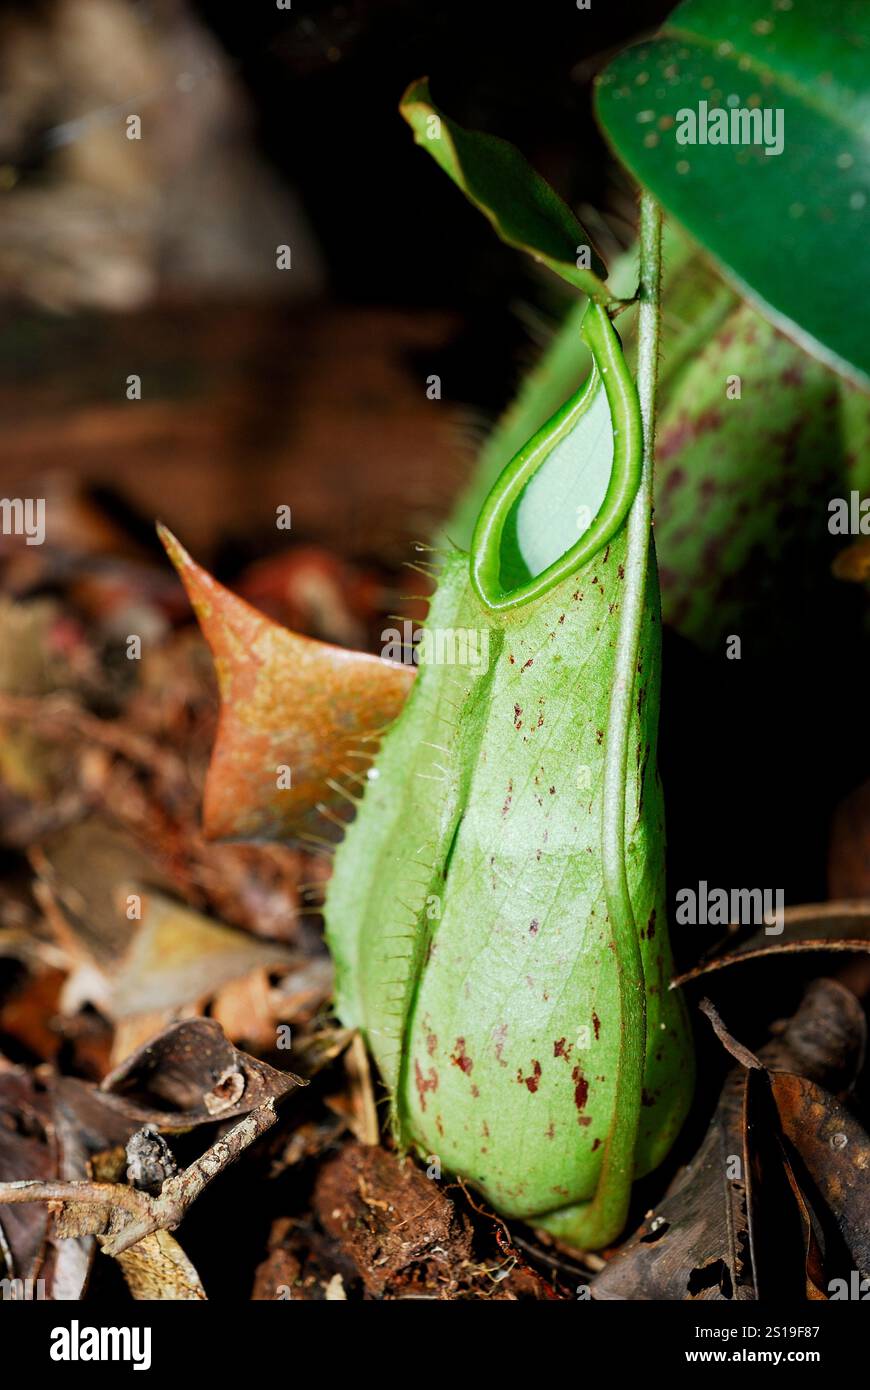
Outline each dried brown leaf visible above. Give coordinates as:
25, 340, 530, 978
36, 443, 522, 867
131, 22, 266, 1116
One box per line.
115, 1229, 208, 1300
159, 526, 414, 845
108, 888, 293, 1019
592, 980, 866, 1301
770, 1071, 870, 1277
100, 1018, 304, 1128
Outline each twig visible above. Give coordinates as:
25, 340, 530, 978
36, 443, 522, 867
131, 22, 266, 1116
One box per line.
0, 1100, 279, 1256
699, 998, 764, 1071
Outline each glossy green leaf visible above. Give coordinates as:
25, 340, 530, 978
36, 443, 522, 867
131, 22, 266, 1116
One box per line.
400, 78, 612, 302
595, 0, 870, 386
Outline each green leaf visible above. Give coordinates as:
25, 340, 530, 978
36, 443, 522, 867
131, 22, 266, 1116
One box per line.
595, 0, 870, 386
400, 77, 612, 301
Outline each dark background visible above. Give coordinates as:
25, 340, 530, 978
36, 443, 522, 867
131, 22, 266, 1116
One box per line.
197, 0, 672, 300
194, 0, 674, 409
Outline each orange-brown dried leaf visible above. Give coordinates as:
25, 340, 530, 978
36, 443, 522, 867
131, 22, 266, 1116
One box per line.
770, 1071, 870, 1277
159, 526, 414, 844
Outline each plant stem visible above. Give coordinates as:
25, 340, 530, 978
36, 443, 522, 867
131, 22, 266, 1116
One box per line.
595, 189, 663, 1244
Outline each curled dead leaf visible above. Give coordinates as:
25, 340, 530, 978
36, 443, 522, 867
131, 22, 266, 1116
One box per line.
100, 1018, 304, 1127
